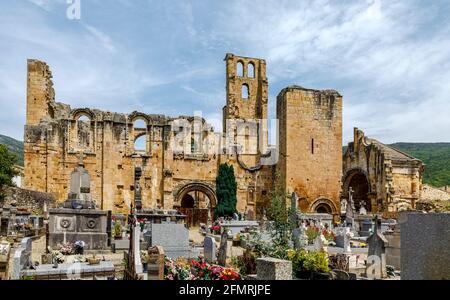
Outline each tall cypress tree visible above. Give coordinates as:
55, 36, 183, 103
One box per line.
214, 163, 237, 218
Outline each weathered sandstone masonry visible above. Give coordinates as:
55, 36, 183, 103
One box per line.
23, 54, 423, 221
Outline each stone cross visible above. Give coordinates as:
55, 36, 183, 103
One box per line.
346, 187, 355, 222
343, 227, 353, 253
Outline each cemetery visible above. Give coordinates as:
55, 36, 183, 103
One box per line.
1, 158, 449, 281
0, 52, 449, 282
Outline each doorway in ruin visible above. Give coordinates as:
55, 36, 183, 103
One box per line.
175, 182, 217, 227
315, 203, 332, 214
343, 170, 371, 212
310, 198, 337, 215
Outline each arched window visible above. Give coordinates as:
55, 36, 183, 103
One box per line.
77, 115, 91, 149
237, 61, 244, 77
248, 63, 255, 78
134, 135, 146, 153
242, 84, 249, 100
133, 119, 147, 129
78, 115, 90, 122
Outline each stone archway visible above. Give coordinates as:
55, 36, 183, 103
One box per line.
343, 168, 371, 212
174, 181, 217, 227
310, 198, 337, 214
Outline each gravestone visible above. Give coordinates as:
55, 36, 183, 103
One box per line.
359, 200, 367, 215
203, 236, 216, 263
400, 212, 450, 280
366, 216, 387, 279
11, 237, 32, 279
124, 207, 147, 280
150, 223, 190, 259
385, 224, 401, 270
217, 231, 228, 266
292, 222, 308, 249
336, 227, 353, 253
0, 240, 11, 280
292, 228, 301, 250
346, 187, 355, 225
48, 155, 108, 250
256, 258, 292, 280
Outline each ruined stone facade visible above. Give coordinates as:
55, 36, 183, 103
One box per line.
23, 53, 422, 221
277, 86, 343, 217
343, 128, 424, 217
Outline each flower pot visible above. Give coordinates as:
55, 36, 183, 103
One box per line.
311, 271, 330, 280
295, 270, 312, 280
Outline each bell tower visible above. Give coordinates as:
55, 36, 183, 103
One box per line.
223, 53, 268, 154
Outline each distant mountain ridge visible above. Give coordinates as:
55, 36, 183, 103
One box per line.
0, 134, 24, 166
1, 134, 449, 187
389, 143, 450, 188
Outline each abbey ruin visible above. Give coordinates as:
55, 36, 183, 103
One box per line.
23, 53, 424, 223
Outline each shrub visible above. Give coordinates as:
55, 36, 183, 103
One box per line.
113, 222, 122, 239
287, 249, 330, 278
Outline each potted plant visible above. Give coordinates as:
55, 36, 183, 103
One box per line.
113, 222, 122, 240
305, 251, 330, 280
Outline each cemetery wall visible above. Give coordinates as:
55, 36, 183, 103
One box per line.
1, 186, 55, 214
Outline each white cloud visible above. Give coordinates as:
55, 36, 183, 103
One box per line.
1, 0, 449, 144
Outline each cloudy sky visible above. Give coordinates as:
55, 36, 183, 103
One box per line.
1, 0, 449, 144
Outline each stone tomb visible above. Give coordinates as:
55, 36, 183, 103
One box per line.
400, 212, 450, 280
149, 223, 192, 259
256, 257, 292, 280
48, 156, 108, 250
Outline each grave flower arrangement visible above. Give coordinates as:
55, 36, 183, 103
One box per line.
305, 226, 320, 244
164, 256, 241, 280
137, 218, 148, 230
59, 243, 74, 255
209, 225, 221, 234
322, 229, 335, 242
51, 250, 65, 264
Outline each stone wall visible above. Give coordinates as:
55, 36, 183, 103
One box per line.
1, 187, 55, 214
24, 54, 386, 222
23, 55, 274, 217
277, 86, 343, 218
343, 128, 424, 215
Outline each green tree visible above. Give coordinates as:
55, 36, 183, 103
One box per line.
266, 172, 291, 252
214, 163, 237, 218
0, 144, 18, 200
